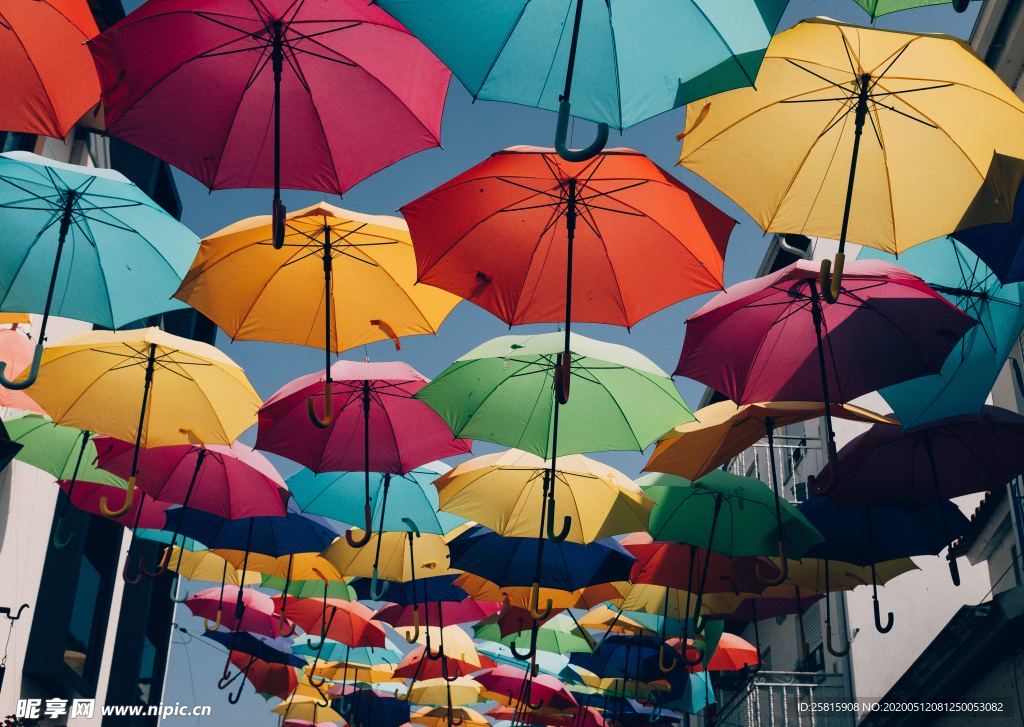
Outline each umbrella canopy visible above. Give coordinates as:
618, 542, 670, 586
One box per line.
767, 558, 918, 595
165, 547, 261, 587
291, 641, 398, 666
272, 699, 344, 723
321, 529, 452, 583
412, 706, 489, 727
57, 479, 168, 530
675, 259, 973, 405
952, 153, 1024, 284
222, 553, 341, 583
403, 146, 733, 328
274, 597, 385, 648
478, 665, 578, 713
377, 598, 499, 629
453, 574, 626, 613
417, 332, 693, 458
407, 677, 483, 707
677, 18, 1024, 256
204, 630, 305, 668
447, 525, 635, 592
376, 0, 786, 132
435, 449, 651, 543
95, 438, 287, 519
645, 400, 896, 480
165, 509, 339, 558
0, 0, 100, 138
570, 634, 676, 683
8, 415, 122, 488
393, 644, 494, 681
89, 0, 450, 229
851, 0, 976, 18
257, 360, 470, 474
185, 586, 286, 637
476, 643, 569, 678
0, 329, 45, 413
474, 614, 593, 656
861, 237, 1024, 427
174, 203, 460, 353
641, 471, 823, 559
228, 653, 297, 699
0, 153, 199, 387
621, 533, 764, 596
350, 574, 466, 606
287, 464, 463, 536
705, 594, 824, 622
266, 575, 354, 602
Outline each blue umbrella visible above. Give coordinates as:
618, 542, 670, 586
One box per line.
570, 634, 677, 683
376, 0, 787, 160
291, 640, 399, 666
286, 464, 465, 535
341, 689, 410, 727
952, 152, 1024, 284
0, 151, 198, 387
350, 573, 468, 606
476, 641, 570, 677
202, 629, 305, 704
860, 237, 1024, 427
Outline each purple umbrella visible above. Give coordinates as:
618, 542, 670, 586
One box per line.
676, 259, 972, 488
812, 406, 1024, 586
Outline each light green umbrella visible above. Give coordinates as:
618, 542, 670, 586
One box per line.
8, 413, 125, 548
851, 0, 974, 19
474, 614, 593, 655
261, 575, 356, 601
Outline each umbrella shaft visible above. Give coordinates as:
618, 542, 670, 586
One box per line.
60, 431, 92, 518
562, 0, 585, 102
838, 74, 872, 256
563, 178, 577, 352
323, 227, 333, 373
38, 191, 77, 344
809, 284, 839, 467
130, 344, 159, 478
271, 21, 284, 200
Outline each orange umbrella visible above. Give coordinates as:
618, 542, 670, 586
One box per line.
0, 0, 100, 138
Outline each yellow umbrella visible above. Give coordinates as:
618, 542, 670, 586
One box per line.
578, 605, 654, 636
321, 529, 452, 582
617, 583, 745, 621
678, 17, 1024, 301
174, 203, 461, 422
399, 625, 483, 667
309, 661, 400, 685
216, 551, 342, 582
435, 449, 652, 543
24, 327, 260, 516
408, 677, 483, 707
164, 547, 262, 587
412, 706, 489, 727
271, 696, 344, 723
453, 573, 627, 611
646, 400, 896, 480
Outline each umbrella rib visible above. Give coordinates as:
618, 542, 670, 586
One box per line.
468, 3, 531, 101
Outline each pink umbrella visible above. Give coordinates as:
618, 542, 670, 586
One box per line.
256, 360, 470, 544
88, 0, 449, 247
58, 479, 168, 530
375, 598, 500, 629
0, 328, 44, 414
186, 585, 288, 638
675, 259, 972, 497
477, 665, 578, 713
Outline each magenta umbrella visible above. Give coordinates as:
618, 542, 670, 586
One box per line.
256, 360, 470, 544
476, 665, 578, 713
676, 259, 972, 494
375, 598, 500, 629
87, 0, 450, 247
814, 406, 1024, 586
186, 585, 290, 638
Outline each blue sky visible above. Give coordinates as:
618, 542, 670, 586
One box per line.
160, 2, 980, 723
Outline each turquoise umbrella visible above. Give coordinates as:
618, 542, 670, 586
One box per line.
292, 640, 400, 666
860, 238, 1024, 427
0, 152, 198, 387
377, 0, 787, 160
476, 641, 570, 677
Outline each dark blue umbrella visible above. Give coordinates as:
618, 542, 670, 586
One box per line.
339, 689, 410, 727
203, 629, 305, 704
952, 152, 1024, 284
162, 508, 339, 557
350, 573, 467, 605
447, 525, 634, 591
570, 634, 677, 684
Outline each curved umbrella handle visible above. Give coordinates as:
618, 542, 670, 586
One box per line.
370, 319, 401, 351
555, 99, 609, 163
169, 590, 191, 605
529, 583, 553, 621
545, 502, 571, 543
873, 595, 894, 634
825, 618, 851, 657
307, 384, 334, 428
0, 604, 29, 621
122, 554, 141, 585
278, 612, 296, 638
953, 0, 970, 11
425, 634, 444, 661
403, 609, 420, 644
402, 517, 421, 538
525, 692, 545, 712
657, 644, 677, 674
0, 344, 42, 390
369, 566, 390, 600
100, 476, 135, 519
754, 545, 788, 588
52, 515, 74, 550
203, 609, 222, 632
819, 254, 844, 305
226, 676, 246, 705
948, 554, 961, 587
554, 351, 571, 405
272, 198, 286, 249
139, 546, 172, 579
344, 504, 373, 548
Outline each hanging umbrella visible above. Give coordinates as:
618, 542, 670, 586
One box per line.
0, 329, 44, 413
227, 653, 297, 700
341, 689, 411, 727
174, 203, 460, 369
860, 237, 1024, 427
321, 529, 452, 583
287, 464, 463, 537
816, 406, 1024, 585
377, 598, 499, 631
951, 153, 1024, 284
23, 327, 260, 518
257, 361, 469, 567
476, 643, 569, 679
205, 629, 306, 704
678, 17, 1024, 302
0, 153, 200, 388
292, 641, 398, 667
402, 147, 733, 362
569, 635, 678, 685
393, 644, 494, 682
165, 547, 261, 589
377, 0, 786, 160
411, 706, 489, 727
478, 665, 579, 713
456, 574, 625, 617
185, 586, 287, 638
351, 573, 465, 606
0, 0, 100, 138
88, 0, 450, 247
621, 533, 764, 596
406, 676, 483, 706
271, 697, 344, 724
850, 0, 974, 18
645, 400, 896, 481
435, 449, 651, 544
474, 614, 593, 656
675, 259, 972, 489
56, 479, 168, 530
266, 575, 355, 602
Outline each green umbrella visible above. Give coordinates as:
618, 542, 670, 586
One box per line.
8, 414, 125, 548
474, 614, 593, 655
261, 575, 356, 601
850, 0, 974, 19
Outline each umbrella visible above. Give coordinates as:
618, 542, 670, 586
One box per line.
257, 360, 469, 568
88, 0, 450, 246
227, 653, 297, 700
678, 18, 1024, 302
645, 400, 896, 480
851, 0, 974, 18
56, 479, 168, 531
675, 259, 972, 488
377, 0, 786, 159
0, 0, 100, 138
861, 237, 1024, 427
287, 464, 464, 538
402, 147, 733, 355
951, 153, 1024, 284
0, 152, 199, 387
266, 575, 354, 602
407, 676, 483, 706
165, 547, 261, 590
185, 586, 286, 638
621, 533, 764, 596
393, 644, 494, 682
412, 706, 489, 727
478, 665, 578, 713
350, 573, 465, 606
377, 598, 499, 630
7, 414, 122, 547
174, 202, 460, 371
474, 614, 593, 656
23, 327, 260, 518
476, 643, 569, 679
205, 629, 305, 703
570, 635, 677, 687
455, 574, 626, 615
341, 689, 410, 727
271, 697, 344, 724
435, 449, 651, 544
816, 406, 1024, 585
0, 328, 44, 413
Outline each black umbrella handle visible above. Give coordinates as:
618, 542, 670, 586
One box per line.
554, 0, 608, 162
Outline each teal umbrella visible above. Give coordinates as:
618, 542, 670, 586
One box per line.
0, 152, 198, 387
860, 237, 1024, 427
377, 0, 787, 160
476, 641, 570, 677
292, 640, 400, 666
7, 414, 124, 548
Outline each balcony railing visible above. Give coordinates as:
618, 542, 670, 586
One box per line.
714, 671, 851, 727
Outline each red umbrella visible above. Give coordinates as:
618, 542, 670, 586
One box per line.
477, 665, 578, 713
256, 360, 469, 543
0, 0, 100, 138
621, 532, 764, 595
186, 585, 287, 638
88, 0, 449, 246
404, 147, 733, 401
670, 632, 759, 672
57, 479, 168, 529
228, 653, 297, 699
273, 596, 385, 648
393, 645, 495, 681
376, 597, 499, 629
